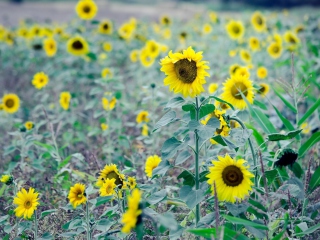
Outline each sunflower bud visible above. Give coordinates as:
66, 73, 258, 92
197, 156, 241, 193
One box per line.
0, 175, 13, 186
275, 148, 298, 168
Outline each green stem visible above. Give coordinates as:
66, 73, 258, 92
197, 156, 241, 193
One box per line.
34, 211, 38, 240
195, 96, 200, 226
229, 117, 258, 187
86, 201, 91, 240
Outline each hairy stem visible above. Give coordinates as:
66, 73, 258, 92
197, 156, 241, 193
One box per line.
195, 97, 200, 225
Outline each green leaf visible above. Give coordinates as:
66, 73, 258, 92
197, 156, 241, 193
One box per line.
86, 52, 97, 61
165, 96, 185, 109
33, 141, 56, 155
58, 155, 72, 169
273, 87, 297, 113
95, 219, 113, 232
95, 196, 113, 207
147, 189, 167, 205
253, 100, 267, 110
223, 214, 269, 230
272, 213, 289, 240
161, 137, 182, 160
268, 129, 302, 141
185, 189, 205, 209
153, 111, 177, 132
40, 209, 56, 219
294, 222, 320, 237
158, 212, 178, 231
177, 170, 195, 187
298, 98, 320, 126
291, 162, 304, 179
188, 227, 250, 239
309, 165, 320, 192
299, 132, 320, 157
272, 105, 299, 139
182, 103, 196, 120
175, 150, 191, 165
0, 184, 6, 197
199, 104, 215, 119
211, 135, 238, 150
245, 124, 266, 149
226, 202, 249, 216
209, 96, 235, 110
152, 160, 171, 177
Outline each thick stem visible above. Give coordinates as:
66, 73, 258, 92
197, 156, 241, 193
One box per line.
229, 117, 258, 187
86, 201, 91, 240
195, 97, 200, 226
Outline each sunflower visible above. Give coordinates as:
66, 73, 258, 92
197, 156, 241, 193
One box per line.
101, 68, 113, 78
206, 154, 254, 203
295, 24, 304, 34
102, 97, 116, 111
226, 20, 245, 40
221, 75, 254, 110
229, 49, 237, 57
208, 83, 218, 94
235, 67, 250, 79
101, 123, 108, 131
257, 83, 269, 97
136, 111, 150, 124
99, 178, 117, 196
68, 183, 86, 208
160, 47, 210, 98
30, 25, 44, 38
75, 0, 98, 20
267, 42, 282, 59
214, 98, 230, 111
102, 42, 112, 52
25, 121, 34, 130
67, 36, 89, 56
13, 187, 39, 219
96, 164, 125, 188
145, 155, 162, 178
209, 11, 218, 23
162, 28, 171, 39
32, 72, 49, 89
1, 174, 13, 185
98, 20, 113, 34
301, 122, 311, 134
283, 31, 300, 51
275, 149, 298, 168
43, 38, 57, 57
145, 40, 160, 58
141, 124, 148, 136
229, 64, 241, 77
251, 11, 266, 32
130, 49, 140, 62
2, 93, 20, 114
203, 23, 212, 34
273, 33, 282, 45
121, 189, 142, 233
179, 31, 187, 42
127, 177, 137, 190
160, 15, 171, 26
59, 92, 71, 110
240, 49, 251, 63
256, 66, 268, 79
0, 103, 4, 111
140, 48, 155, 68
118, 20, 136, 41
249, 37, 260, 51
17, 27, 29, 38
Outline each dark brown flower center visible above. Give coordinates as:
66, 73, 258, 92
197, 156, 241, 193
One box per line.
24, 200, 31, 209
83, 6, 91, 13
103, 23, 109, 30
288, 36, 296, 44
222, 165, 243, 186
72, 40, 84, 50
273, 46, 279, 53
231, 82, 248, 100
233, 25, 240, 34
232, 66, 239, 74
255, 16, 263, 25
5, 99, 14, 108
106, 171, 123, 187
174, 59, 197, 84
180, 32, 187, 38
258, 85, 266, 94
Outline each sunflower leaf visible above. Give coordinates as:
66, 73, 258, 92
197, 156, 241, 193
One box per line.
267, 129, 302, 141
147, 189, 167, 205
165, 96, 185, 109
299, 132, 320, 157
222, 214, 269, 230
208, 96, 235, 110
185, 189, 205, 209
177, 170, 195, 187
153, 111, 178, 132
273, 87, 297, 113
199, 104, 215, 119
40, 209, 56, 219
188, 226, 250, 239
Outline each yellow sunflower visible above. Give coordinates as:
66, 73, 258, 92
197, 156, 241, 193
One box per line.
118, 20, 136, 41
127, 177, 137, 189
0, 103, 4, 111
235, 67, 250, 79
249, 37, 260, 51
1, 174, 13, 185
257, 66, 268, 79
251, 11, 266, 32
203, 23, 212, 34
226, 20, 245, 40
121, 189, 142, 233
75, 0, 98, 20
160, 15, 171, 26
32, 72, 49, 89
301, 122, 311, 134
25, 121, 34, 130
99, 178, 117, 196
102, 42, 112, 52
136, 111, 150, 123
283, 31, 300, 50
30, 25, 44, 38
209, 11, 218, 23
130, 49, 140, 62
145, 155, 162, 178
273, 33, 282, 45
96, 164, 125, 188
102, 97, 116, 111
43, 38, 57, 57
160, 46, 210, 98
179, 31, 187, 42
140, 48, 155, 68
214, 98, 230, 111
206, 154, 254, 203
59, 92, 71, 110
229, 64, 241, 77
101, 68, 113, 78
2, 93, 20, 114
101, 123, 108, 131
98, 20, 113, 34
208, 83, 218, 94
267, 42, 282, 59
141, 124, 148, 136
68, 183, 86, 208
257, 83, 270, 97
67, 36, 89, 56
240, 49, 251, 63
145, 40, 160, 58
13, 187, 39, 219
221, 75, 254, 110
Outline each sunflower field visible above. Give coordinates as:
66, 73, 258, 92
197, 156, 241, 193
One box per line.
0, 0, 320, 239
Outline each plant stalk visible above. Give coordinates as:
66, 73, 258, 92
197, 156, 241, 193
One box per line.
34, 211, 38, 240
195, 97, 200, 225
86, 201, 91, 240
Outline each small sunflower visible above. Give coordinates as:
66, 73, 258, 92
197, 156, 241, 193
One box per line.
101, 68, 113, 78
25, 121, 34, 130
141, 124, 148, 137
209, 11, 218, 23
267, 42, 282, 59
102, 42, 112, 52
96, 164, 125, 188
235, 67, 250, 79
75, 0, 98, 20
206, 154, 254, 203
127, 176, 137, 189
98, 20, 113, 34
160, 46, 210, 98
99, 178, 117, 196
240, 49, 251, 63
275, 149, 298, 168
257, 66, 268, 79
68, 183, 86, 208
257, 83, 270, 97
60, 92, 71, 110
145, 155, 162, 178
249, 37, 260, 51
214, 98, 230, 111
179, 31, 187, 42
145, 40, 160, 58
160, 15, 171, 26
32, 72, 49, 89
67, 36, 89, 56
301, 122, 311, 134
140, 48, 155, 68
101, 123, 108, 131
226, 20, 245, 40
136, 111, 150, 124
283, 31, 300, 51
2, 93, 20, 114
221, 75, 254, 110
229, 64, 241, 77
13, 187, 40, 219
43, 38, 57, 57
273, 33, 282, 45
203, 23, 212, 34
130, 49, 140, 62
251, 11, 266, 32
208, 83, 218, 94
0, 103, 4, 111
1, 174, 13, 185
121, 189, 143, 233
118, 20, 136, 41
102, 97, 117, 111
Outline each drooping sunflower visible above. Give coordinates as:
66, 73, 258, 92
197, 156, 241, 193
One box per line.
141, 124, 148, 137
121, 189, 143, 233
257, 83, 270, 97
208, 83, 218, 94
127, 176, 137, 190
32, 72, 49, 89
96, 164, 125, 188
160, 46, 210, 98
68, 183, 86, 208
145, 155, 162, 178
1, 174, 13, 185
75, 0, 98, 20
240, 49, 251, 63
206, 154, 254, 203
43, 38, 57, 57
99, 178, 117, 196
25, 121, 34, 130
221, 75, 254, 110
256, 66, 268, 79
13, 187, 39, 219
67, 36, 89, 56
2, 93, 20, 114
102, 97, 117, 111
226, 20, 245, 40
267, 42, 282, 59
251, 11, 266, 32
60, 92, 71, 110
275, 149, 298, 168
98, 19, 113, 34
136, 111, 150, 124
249, 37, 260, 51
